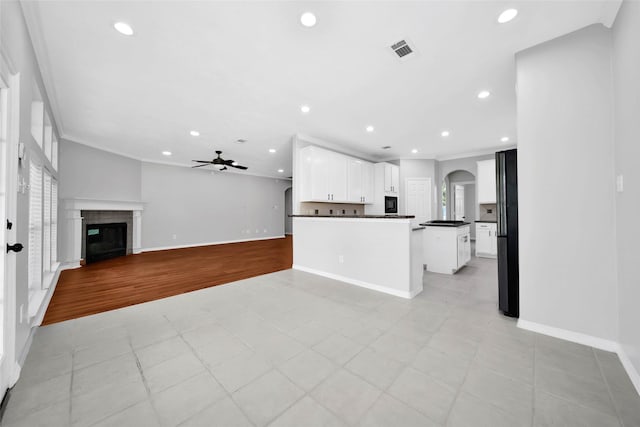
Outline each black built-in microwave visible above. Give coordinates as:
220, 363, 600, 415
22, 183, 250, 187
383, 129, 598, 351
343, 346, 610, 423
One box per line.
385, 196, 398, 214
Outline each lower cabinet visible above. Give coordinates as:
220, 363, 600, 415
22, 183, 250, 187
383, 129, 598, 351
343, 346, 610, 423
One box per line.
475, 222, 497, 258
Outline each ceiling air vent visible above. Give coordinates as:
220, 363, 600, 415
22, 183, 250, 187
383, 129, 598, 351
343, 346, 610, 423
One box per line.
381, 146, 392, 150
390, 39, 415, 60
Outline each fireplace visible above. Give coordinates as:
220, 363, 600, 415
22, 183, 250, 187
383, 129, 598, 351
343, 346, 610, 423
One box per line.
86, 222, 127, 263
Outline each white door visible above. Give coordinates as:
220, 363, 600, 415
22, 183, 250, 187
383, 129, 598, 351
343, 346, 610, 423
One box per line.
328, 152, 348, 202
347, 158, 362, 203
0, 69, 19, 395
390, 166, 399, 194
476, 227, 491, 255
361, 162, 374, 204
454, 185, 465, 220
406, 178, 432, 223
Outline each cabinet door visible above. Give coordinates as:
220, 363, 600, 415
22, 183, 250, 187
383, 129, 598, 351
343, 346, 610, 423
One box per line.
361, 161, 374, 203
391, 165, 399, 194
384, 164, 393, 193
489, 224, 498, 255
476, 228, 491, 255
328, 151, 348, 202
310, 147, 331, 201
347, 158, 363, 203
477, 159, 496, 204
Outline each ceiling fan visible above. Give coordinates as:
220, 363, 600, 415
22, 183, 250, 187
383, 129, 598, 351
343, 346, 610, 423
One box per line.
192, 150, 248, 171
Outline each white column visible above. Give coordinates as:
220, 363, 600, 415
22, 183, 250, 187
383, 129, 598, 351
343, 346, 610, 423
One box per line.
64, 208, 82, 268
132, 210, 142, 254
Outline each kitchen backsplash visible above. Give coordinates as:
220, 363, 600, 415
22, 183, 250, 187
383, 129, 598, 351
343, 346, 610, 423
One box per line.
479, 203, 497, 221
299, 202, 365, 216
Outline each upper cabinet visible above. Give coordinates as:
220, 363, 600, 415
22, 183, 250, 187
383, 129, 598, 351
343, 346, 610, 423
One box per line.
383, 163, 399, 195
347, 158, 374, 203
300, 145, 348, 203
477, 159, 496, 204
300, 145, 373, 204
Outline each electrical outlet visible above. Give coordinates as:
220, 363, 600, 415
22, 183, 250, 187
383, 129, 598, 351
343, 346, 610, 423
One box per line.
172, 234, 177, 240
617, 175, 624, 192
263, 229, 267, 233
339, 255, 344, 263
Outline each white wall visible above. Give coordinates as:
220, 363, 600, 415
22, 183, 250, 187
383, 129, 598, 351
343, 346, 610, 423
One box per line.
612, 0, 640, 385
516, 25, 618, 342
140, 162, 290, 250
58, 140, 141, 201
0, 0, 61, 373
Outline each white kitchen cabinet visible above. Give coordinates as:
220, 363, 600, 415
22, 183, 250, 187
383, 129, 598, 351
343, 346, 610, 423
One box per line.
347, 158, 374, 203
477, 159, 496, 204
475, 222, 497, 258
424, 224, 471, 274
384, 163, 399, 195
300, 145, 348, 202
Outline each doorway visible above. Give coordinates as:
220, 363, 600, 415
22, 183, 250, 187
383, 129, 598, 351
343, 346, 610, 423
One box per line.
284, 187, 292, 235
442, 170, 476, 239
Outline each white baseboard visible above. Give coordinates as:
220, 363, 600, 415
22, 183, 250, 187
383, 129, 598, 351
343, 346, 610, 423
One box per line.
292, 264, 415, 299
518, 319, 640, 396
32, 266, 63, 327
617, 345, 640, 396
517, 319, 619, 352
142, 235, 286, 253
60, 261, 81, 270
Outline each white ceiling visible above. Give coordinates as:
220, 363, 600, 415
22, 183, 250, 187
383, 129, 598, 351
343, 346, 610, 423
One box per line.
22, 0, 620, 178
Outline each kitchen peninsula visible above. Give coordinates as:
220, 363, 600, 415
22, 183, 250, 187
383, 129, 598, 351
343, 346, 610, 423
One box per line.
291, 215, 424, 298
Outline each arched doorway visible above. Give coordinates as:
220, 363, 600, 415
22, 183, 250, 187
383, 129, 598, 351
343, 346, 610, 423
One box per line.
441, 169, 476, 238
284, 187, 292, 235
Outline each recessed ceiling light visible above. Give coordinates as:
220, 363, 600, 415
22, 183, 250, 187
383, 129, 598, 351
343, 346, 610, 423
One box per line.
235, 139, 247, 144
278, 169, 284, 173
498, 9, 518, 24
300, 105, 311, 114
477, 90, 491, 99
501, 136, 510, 142
113, 22, 134, 36
189, 130, 200, 137
441, 130, 450, 137
411, 149, 418, 154
366, 125, 375, 133
161, 151, 172, 156
269, 148, 277, 153
300, 12, 317, 27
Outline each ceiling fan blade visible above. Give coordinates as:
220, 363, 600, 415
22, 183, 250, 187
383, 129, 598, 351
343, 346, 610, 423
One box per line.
192, 160, 212, 163
191, 163, 210, 168
223, 159, 235, 165
230, 164, 248, 170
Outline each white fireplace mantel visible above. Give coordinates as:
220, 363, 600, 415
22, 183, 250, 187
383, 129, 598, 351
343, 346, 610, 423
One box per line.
63, 198, 145, 268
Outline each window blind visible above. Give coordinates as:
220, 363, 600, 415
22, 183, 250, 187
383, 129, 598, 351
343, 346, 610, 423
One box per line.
51, 179, 58, 268
43, 172, 52, 283
28, 162, 43, 294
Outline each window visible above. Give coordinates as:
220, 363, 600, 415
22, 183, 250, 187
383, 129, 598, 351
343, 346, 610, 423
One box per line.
28, 161, 58, 307
28, 161, 42, 297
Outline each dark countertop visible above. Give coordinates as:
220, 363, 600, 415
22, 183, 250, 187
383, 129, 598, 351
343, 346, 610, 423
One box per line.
290, 214, 415, 219
475, 220, 497, 223
412, 226, 426, 231
420, 221, 471, 227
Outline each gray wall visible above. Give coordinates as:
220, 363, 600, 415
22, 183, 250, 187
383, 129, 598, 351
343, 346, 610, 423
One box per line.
517, 24, 618, 341
613, 0, 640, 386
140, 162, 290, 249
1, 0, 61, 368
59, 140, 142, 201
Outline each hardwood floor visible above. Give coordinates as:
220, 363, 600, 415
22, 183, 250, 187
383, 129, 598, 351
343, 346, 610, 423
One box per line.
42, 236, 293, 325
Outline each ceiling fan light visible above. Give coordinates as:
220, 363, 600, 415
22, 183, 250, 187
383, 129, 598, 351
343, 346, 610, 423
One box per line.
214, 164, 225, 170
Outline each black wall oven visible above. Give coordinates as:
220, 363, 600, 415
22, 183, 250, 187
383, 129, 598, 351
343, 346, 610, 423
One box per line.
385, 196, 398, 214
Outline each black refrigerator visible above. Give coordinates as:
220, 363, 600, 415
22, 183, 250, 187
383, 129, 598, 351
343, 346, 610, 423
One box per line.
496, 149, 519, 318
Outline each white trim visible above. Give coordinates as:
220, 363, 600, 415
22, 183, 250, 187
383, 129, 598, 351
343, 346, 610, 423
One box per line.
62, 198, 144, 212
617, 346, 640, 395
30, 266, 62, 327
292, 217, 412, 225
517, 319, 619, 352
60, 261, 81, 270
292, 264, 418, 299
142, 235, 286, 253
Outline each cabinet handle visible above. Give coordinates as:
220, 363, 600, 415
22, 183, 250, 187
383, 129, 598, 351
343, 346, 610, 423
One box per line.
328, 194, 330, 200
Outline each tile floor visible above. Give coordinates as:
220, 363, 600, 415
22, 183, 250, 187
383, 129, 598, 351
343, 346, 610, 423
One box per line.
2, 255, 639, 426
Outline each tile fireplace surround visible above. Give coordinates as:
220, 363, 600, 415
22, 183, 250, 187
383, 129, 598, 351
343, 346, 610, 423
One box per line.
62, 199, 144, 268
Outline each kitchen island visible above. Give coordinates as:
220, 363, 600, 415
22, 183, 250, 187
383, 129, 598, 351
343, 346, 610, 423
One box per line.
421, 220, 471, 274
291, 215, 424, 298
